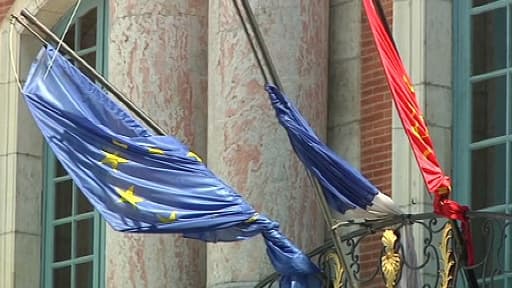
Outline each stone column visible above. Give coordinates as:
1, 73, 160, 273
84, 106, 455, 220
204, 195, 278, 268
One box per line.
328, 0, 362, 190
207, 1, 328, 287
392, 0, 453, 217
0, 28, 34, 288
392, 0, 453, 283
107, 1, 207, 287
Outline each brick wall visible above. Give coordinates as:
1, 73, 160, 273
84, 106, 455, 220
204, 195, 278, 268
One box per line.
360, 0, 393, 287
0, 0, 14, 23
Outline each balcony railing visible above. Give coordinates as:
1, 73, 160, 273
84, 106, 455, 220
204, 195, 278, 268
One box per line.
255, 211, 512, 288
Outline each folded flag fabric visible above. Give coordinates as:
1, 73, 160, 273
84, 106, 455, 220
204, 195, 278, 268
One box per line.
265, 81, 418, 288
22, 45, 321, 288
266, 85, 400, 217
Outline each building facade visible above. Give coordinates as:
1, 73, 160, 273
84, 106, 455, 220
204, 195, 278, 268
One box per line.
0, 0, 509, 287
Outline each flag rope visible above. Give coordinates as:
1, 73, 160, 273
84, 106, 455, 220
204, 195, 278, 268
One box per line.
8, 19, 23, 92
44, 0, 82, 79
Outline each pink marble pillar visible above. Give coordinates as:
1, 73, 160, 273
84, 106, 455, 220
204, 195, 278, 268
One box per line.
107, 1, 207, 287
207, 1, 329, 286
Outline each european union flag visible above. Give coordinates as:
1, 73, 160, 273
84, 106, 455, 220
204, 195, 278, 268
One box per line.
265, 85, 400, 216
23, 46, 321, 288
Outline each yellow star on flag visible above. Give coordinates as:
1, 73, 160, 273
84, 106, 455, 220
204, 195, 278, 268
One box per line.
148, 147, 165, 155
112, 140, 128, 149
403, 75, 415, 93
187, 151, 203, 162
158, 211, 178, 223
101, 151, 128, 170
245, 213, 259, 224
116, 185, 143, 207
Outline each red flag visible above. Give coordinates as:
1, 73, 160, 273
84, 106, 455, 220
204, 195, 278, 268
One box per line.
362, 0, 474, 264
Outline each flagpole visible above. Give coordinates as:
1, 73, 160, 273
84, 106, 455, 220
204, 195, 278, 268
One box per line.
239, 0, 283, 90
10, 15, 48, 46
233, 1, 356, 286
15, 9, 167, 137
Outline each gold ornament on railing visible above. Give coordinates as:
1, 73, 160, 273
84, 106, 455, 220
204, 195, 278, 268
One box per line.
440, 223, 456, 288
381, 229, 402, 288
325, 251, 345, 288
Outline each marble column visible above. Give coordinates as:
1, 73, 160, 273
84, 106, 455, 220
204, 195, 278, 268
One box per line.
207, 1, 328, 286
107, 1, 207, 287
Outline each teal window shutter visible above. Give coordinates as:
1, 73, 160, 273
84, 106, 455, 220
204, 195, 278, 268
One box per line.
42, 1, 108, 287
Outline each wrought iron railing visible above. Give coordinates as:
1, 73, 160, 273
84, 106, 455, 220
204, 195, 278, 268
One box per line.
255, 211, 512, 288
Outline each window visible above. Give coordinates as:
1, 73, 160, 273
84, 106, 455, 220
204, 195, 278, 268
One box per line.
454, 0, 512, 286
454, 1, 512, 214
42, 1, 107, 287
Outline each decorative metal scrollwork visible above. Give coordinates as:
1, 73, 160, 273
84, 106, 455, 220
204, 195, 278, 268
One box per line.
440, 223, 456, 288
381, 229, 402, 288
325, 251, 345, 288
255, 211, 512, 288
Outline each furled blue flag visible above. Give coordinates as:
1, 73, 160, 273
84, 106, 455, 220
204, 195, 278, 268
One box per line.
265, 85, 420, 287
22, 46, 321, 288
265, 85, 400, 217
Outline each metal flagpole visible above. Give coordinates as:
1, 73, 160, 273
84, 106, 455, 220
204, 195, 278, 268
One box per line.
14, 9, 167, 137
233, 1, 356, 286
10, 15, 48, 46
238, 0, 283, 90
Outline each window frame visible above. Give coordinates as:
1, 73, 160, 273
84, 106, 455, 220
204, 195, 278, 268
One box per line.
453, 0, 512, 210
453, 0, 512, 286
41, 0, 108, 287
453, 0, 472, 204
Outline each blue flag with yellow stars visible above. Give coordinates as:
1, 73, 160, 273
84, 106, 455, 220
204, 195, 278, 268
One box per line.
22, 46, 321, 288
